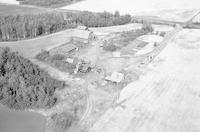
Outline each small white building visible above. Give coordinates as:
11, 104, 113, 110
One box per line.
65, 58, 74, 64
112, 51, 121, 58
105, 72, 124, 83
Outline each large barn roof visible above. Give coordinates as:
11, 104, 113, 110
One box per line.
73, 29, 92, 39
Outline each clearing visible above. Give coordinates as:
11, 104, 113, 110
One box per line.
0, 22, 176, 132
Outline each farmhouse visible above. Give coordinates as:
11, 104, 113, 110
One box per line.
72, 27, 96, 44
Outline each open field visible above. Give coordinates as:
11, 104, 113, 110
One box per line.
0, 4, 52, 15
60, 0, 199, 15
0, 0, 19, 4
133, 9, 199, 22
91, 28, 200, 132
60, 0, 199, 22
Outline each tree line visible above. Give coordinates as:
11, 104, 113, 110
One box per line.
0, 11, 131, 41
0, 47, 65, 110
68, 10, 132, 27
0, 13, 77, 41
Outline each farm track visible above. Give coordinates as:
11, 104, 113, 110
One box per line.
91, 28, 200, 132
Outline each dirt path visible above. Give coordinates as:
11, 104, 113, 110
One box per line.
91, 29, 200, 132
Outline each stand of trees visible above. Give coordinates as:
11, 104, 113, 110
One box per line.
0, 47, 65, 110
0, 11, 131, 41
68, 11, 132, 27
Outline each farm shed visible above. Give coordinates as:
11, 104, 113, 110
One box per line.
112, 52, 121, 58
51, 43, 78, 55
72, 29, 96, 44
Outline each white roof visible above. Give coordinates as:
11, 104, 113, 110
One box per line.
137, 35, 163, 43
65, 58, 74, 63
73, 29, 92, 39
105, 72, 124, 83
193, 15, 200, 23
112, 52, 121, 58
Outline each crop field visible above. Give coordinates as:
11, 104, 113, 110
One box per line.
0, 4, 51, 15
60, 0, 199, 14
60, 0, 199, 22
134, 9, 199, 22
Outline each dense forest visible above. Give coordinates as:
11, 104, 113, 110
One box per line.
0, 47, 65, 110
17, 0, 83, 7
0, 11, 131, 41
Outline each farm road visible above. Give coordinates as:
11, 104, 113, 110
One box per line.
0, 29, 73, 58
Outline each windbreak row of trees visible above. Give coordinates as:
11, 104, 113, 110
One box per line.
0, 11, 131, 41
0, 47, 65, 110
68, 11, 132, 27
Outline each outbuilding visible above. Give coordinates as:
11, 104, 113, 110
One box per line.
72, 25, 96, 44
72, 29, 96, 44
105, 72, 124, 83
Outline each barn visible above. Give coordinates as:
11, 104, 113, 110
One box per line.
72, 26, 96, 44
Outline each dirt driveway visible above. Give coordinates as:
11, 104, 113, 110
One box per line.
91, 29, 200, 132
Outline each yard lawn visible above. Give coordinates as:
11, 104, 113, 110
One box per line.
0, 4, 52, 15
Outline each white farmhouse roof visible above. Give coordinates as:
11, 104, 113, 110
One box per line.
105, 72, 124, 83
